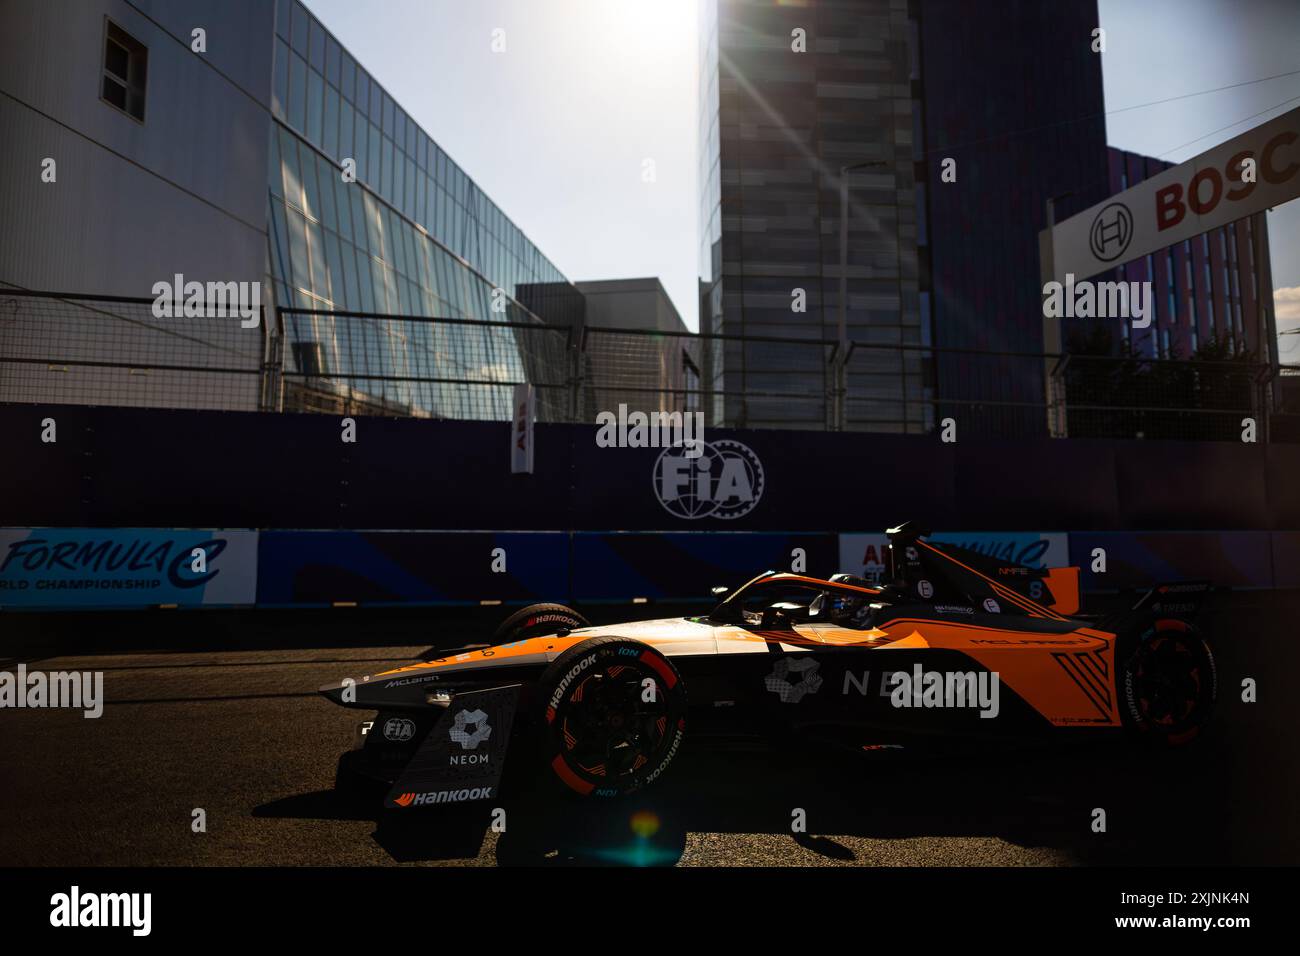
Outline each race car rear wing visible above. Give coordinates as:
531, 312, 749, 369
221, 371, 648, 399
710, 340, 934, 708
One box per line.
1130, 580, 1214, 616
1040, 566, 1080, 616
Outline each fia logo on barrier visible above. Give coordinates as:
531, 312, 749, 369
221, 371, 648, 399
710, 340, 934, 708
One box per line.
653, 439, 764, 520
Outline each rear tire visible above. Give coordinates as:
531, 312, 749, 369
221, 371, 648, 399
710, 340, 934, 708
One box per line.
535, 636, 687, 797
493, 603, 590, 644
1118, 617, 1216, 745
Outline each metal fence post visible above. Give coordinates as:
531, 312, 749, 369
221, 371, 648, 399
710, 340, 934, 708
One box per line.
569, 323, 587, 424
1047, 353, 1070, 438
825, 345, 840, 431
259, 301, 285, 413
826, 345, 847, 431
1256, 365, 1274, 443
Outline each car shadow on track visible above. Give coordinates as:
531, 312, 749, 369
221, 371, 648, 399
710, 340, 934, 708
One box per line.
255, 733, 1229, 866
490, 738, 1227, 866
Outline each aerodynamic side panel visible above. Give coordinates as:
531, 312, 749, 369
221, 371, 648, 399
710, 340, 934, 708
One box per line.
871, 616, 1121, 727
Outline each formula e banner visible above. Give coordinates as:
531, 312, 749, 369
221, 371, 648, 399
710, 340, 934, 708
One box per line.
0, 529, 259, 609
838, 531, 1069, 584
256, 531, 570, 606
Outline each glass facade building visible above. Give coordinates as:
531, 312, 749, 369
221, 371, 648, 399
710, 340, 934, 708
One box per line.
266, 0, 583, 418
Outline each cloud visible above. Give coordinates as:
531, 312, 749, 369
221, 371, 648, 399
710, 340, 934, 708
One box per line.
1276, 287, 1300, 325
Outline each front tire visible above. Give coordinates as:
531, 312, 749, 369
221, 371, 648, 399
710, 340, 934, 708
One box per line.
1118, 617, 1216, 745
535, 637, 687, 797
493, 603, 590, 644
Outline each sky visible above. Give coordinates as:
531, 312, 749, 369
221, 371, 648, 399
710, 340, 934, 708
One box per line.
302, 0, 700, 324
1098, 0, 1300, 360
304, 0, 1299, 355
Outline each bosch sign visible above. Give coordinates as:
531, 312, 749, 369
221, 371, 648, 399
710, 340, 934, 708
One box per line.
1154, 129, 1298, 232
1044, 106, 1300, 285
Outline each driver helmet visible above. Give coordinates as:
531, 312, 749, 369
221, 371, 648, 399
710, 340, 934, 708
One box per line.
826, 592, 869, 625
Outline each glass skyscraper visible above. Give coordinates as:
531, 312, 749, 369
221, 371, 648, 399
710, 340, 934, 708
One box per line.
698, 0, 926, 431
697, 0, 1147, 435
266, 0, 583, 418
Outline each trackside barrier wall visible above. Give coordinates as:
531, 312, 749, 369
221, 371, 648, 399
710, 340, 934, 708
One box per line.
1, 403, 1295, 608
3, 405, 1298, 532
1, 528, 1294, 611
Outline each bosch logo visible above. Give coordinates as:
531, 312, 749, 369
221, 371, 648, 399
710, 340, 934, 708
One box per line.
653, 439, 764, 520
1155, 128, 1298, 232
1089, 202, 1133, 262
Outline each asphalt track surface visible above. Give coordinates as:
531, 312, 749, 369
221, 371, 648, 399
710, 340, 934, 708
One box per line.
1, 595, 1296, 867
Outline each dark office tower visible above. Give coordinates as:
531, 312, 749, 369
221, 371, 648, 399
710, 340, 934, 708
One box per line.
699, 0, 924, 431
699, 0, 1112, 434
917, 0, 1109, 435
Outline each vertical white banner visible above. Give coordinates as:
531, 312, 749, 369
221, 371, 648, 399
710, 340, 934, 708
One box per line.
511, 383, 535, 474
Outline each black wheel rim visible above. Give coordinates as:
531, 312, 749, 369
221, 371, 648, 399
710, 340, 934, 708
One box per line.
560, 661, 669, 783
1133, 636, 1203, 728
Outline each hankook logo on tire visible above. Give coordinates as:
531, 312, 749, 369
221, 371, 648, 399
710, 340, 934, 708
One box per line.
653, 439, 764, 520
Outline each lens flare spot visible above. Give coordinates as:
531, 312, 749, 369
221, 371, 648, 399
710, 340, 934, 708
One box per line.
630, 810, 660, 838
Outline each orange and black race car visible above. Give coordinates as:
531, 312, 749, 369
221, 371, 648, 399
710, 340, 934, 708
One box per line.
320, 523, 1216, 808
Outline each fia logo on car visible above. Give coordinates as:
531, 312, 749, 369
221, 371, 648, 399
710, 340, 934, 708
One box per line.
449, 707, 492, 750
653, 439, 764, 520
383, 717, 416, 742
982, 598, 1001, 614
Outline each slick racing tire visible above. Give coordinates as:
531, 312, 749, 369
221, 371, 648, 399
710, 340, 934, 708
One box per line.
1118, 617, 1216, 746
536, 636, 687, 797
493, 603, 590, 644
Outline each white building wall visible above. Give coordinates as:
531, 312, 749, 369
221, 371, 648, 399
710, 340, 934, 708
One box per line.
0, 0, 274, 296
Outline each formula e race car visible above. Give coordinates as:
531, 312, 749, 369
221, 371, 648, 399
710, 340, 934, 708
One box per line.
320, 523, 1216, 808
